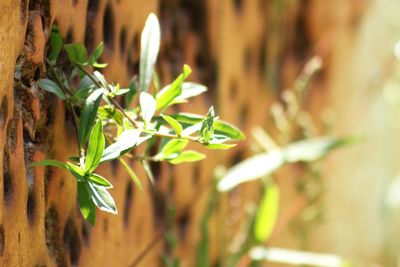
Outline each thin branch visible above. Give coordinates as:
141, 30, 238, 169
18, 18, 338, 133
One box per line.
130, 231, 164, 267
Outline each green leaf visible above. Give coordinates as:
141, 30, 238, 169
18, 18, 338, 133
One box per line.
38, 79, 67, 100
74, 75, 94, 99
217, 136, 354, 192
169, 113, 245, 140
77, 181, 96, 225
87, 173, 112, 188
161, 115, 182, 135
141, 159, 155, 184
66, 162, 86, 181
65, 43, 88, 64
85, 120, 105, 172
32, 159, 68, 170
172, 82, 207, 104
168, 150, 206, 164
48, 25, 63, 62
98, 106, 124, 126
140, 92, 156, 123
156, 65, 192, 110
100, 130, 140, 162
254, 182, 280, 243
204, 143, 236, 150
92, 62, 108, 68
78, 89, 103, 147
125, 78, 138, 107
158, 139, 188, 159
86, 182, 117, 214
139, 13, 160, 92
119, 158, 143, 191
88, 41, 104, 64
213, 120, 245, 140
200, 107, 215, 143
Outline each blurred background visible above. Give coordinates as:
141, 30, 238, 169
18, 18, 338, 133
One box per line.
2, 0, 400, 266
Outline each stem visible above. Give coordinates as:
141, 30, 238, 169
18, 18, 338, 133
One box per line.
45, 58, 74, 96
130, 231, 163, 267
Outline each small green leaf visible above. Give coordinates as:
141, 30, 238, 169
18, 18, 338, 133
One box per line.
86, 182, 117, 214
74, 75, 94, 99
119, 158, 143, 191
65, 43, 88, 64
32, 159, 68, 170
168, 151, 206, 164
88, 173, 112, 188
77, 181, 96, 225
141, 159, 155, 184
204, 143, 236, 150
139, 13, 160, 92
161, 115, 182, 135
158, 139, 188, 159
66, 162, 86, 181
88, 42, 104, 64
254, 182, 280, 243
140, 92, 156, 123
200, 107, 215, 143
85, 120, 105, 172
125, 77, 138, 107
92, 62, 108, 68
156, 65, 192, 110
39, 79, 67, 100
98, 106, 124, 126
172, 82, 207, 104
78, 89, 103, 147
49, 25, 63, 62
100, 130, 140, 162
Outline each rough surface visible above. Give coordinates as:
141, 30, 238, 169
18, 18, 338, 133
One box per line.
1, 0, 395, 266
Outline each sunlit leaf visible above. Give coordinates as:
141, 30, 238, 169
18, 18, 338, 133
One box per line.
78, 89, 103, 147
119, 158, 143, 191
161, 114, 182, 135
249, 247, 347, 267
98, 106, 124, 126
168, 150, 206, 164
254, 182, 280, 243
200, 107, 215, 143
66, 162, 85, 181
39, 79, 67, 100
172, 82, 207, 104
77, 181, 96, 225
140, 92, 156, 123
217, 136, 354, 192
139, 13, 160, 92
85, 120, 105, 172
156, 65, 192, 110
88, 173, 112, 188
86, 182, 117, 214
204, 143, 236, 150
100, 130, 140, 162
157, 139, 188, 160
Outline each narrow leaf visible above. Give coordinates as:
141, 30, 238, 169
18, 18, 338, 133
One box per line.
168, 150, 206, 164
140, 92, 156, 123
119, 158, 143, 191
78, 89, 103, 147
254, 182, 280, 243
159, 139, 188, 159
88, 41, 104, 64
77, 181, 96, 225
49, 25, 63, 62
161, 115, 182, 135
156, 65, 192, 110
66, 162, 86, 181
141, 160, 155, 184
98, 106, 124, 126
88, 173, 112, 188
39, 79, 67, 100
204, 143, 236, 150
85, 120, 105, 172
32, 159, 68, 170
139, 13, 160, 92
86, 182, 117, 214
173, 82, 207, 103
100, 130, 140, 162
